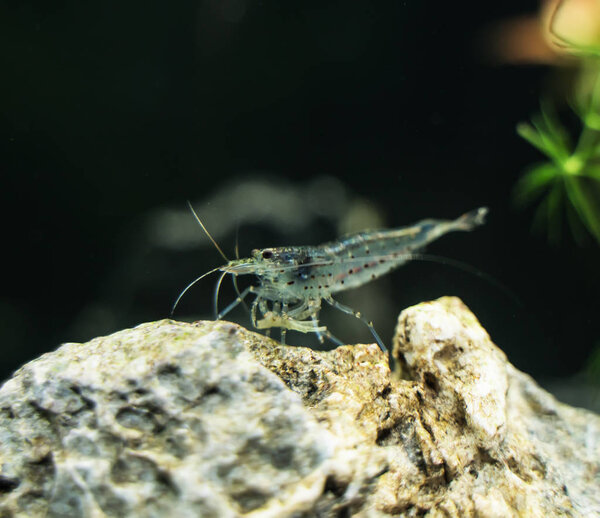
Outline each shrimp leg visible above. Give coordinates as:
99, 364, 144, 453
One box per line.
251, 297, 259, 327
320, 327, 345, 347
324, 296, 387, 354
218, 285, 255, 320
309, 314, 348, 347
280, 302, 288, 344
310, 314, 325, 344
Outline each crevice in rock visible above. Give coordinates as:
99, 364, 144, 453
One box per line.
323, 474, 349, 498
0, 476, 19, 494
423, 372, 439, 394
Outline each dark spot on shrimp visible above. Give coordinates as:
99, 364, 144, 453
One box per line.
262, 250, 273, 259
287, 281, 295, 285
371, 274, 376, 280
311, 275, 315, 279
304, 286, 308, 290
379, 259, 386, 264
341, 280, 345, 284
364, 264, 369, 268
348, 270, 353, 274
365, 249, 370, 254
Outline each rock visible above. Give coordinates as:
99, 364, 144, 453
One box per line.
390, 297, 600, 516
0, 297, 598, 517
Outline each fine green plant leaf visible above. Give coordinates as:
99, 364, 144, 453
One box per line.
516, 104, 600, 244
564, 176, 600, 242
584, 164, 600, 180
513, 163, 559, 207
566, 201, 590, 245
516, 122, 550, 155
539, 103, 572, 157
573, 61, 600, 129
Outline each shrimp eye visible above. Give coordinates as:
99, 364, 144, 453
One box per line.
262, 250, 273, 259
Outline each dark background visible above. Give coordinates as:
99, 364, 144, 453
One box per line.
2, 1, 599, 403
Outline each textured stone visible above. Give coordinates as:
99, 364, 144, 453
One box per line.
390, 297, 600, 516
0, 297, 598, 517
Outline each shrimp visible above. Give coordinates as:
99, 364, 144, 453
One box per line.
172, 206, 488, 354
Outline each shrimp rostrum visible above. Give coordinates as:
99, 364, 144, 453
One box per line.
173, 206, 488, 354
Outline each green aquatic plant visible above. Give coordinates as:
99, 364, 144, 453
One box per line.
512, 0, 600, 245
514, 66, 600, 245
503, 0, 600, 410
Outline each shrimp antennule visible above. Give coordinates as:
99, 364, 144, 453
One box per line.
171, 266, 222, 316
184, 201, 250, 316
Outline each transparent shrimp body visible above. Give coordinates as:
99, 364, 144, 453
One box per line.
218, 207, 488, 353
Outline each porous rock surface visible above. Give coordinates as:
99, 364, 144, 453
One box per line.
0, 297, 598, 517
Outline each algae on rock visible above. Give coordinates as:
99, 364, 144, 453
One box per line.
0, 297, 598, 517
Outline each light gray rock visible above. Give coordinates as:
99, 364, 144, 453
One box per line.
0, 297, 598, 517
391, 297, 600, 516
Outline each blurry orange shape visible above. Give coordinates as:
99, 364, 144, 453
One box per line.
490, 15, 559, 64
488, 0, 600, 63
549, 0, 600, 52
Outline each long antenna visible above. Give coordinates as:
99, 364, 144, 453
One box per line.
171, 267, 222, 316
186, 200, 230, 262
213, 270, 227, 319
184, 200, 251, 318
234, 221, 241, 260
231, 220, 250, 315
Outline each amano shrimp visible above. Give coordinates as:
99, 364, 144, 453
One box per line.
173, 206, 488, 354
